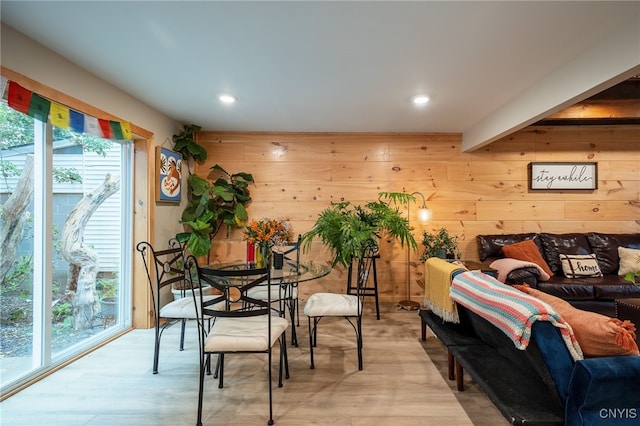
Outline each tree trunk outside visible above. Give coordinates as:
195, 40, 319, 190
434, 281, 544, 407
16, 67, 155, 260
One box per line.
61, 173, 120, 330
0, 155, 34, 284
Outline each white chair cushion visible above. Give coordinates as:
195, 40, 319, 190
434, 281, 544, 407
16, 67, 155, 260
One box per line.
303, 293, 360, 317
246, 285, 298, 301
159, 295, 221, 318
204, 315, 290, 352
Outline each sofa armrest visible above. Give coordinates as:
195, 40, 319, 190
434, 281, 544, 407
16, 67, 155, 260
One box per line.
505, 266, 542, 287
564, 356, 640, 426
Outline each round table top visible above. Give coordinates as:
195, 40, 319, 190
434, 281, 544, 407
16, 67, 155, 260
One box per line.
201, 260, 332, 285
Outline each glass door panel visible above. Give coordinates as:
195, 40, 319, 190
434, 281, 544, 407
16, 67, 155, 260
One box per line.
49, 127, 124, 360
0, 100, 132, 396
0, 102, 38, 385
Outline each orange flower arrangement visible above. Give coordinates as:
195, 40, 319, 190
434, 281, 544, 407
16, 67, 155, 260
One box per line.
243, 217, 294, 247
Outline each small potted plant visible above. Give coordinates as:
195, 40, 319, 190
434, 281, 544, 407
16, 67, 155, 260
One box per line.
97, 278, 118, 319
420, 227, 461, 261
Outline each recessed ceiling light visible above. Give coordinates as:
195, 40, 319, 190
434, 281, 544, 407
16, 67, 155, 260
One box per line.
412, 95, 430, 106
219, 94, 236, 104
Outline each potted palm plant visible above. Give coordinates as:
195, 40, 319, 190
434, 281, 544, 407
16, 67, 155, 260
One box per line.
301, 192, 418, 267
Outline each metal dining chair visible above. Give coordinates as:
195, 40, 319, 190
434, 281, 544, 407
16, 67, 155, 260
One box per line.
246, 235, 302, 345
303, 240, 377, 370
136, 239, 215, 374
186, 256, 290, 426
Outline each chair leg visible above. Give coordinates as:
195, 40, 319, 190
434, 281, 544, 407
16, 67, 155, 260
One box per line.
218, 354, 224, 388
179, 318, 187, 351
371, 258, 380, 320
356, 317, 363, 370
268, 344, 274, 426
307, 317, 315, 369
289, 300, 298, 347
153, 324, 161, 374
196, 357, 206, 426
282, 335, 290, 380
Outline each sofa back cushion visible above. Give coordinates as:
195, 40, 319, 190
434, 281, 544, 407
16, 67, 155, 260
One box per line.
587, 233, 640, 274
540, 233, 592, 275
476, 233, 541, 262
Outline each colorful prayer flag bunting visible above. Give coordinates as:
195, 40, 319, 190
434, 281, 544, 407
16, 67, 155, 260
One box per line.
98, 118, 112, 139
8, 81, 31, 114
28, 93, 51, 122
69, 109, 85, 133
84, 116, 102, 137
2, 79, 132, 141
50, 102, 70, 129
109, 120, 124, 140
120, 121, 132, 140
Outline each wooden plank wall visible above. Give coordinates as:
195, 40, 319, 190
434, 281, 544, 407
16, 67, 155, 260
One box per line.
195, 125, 640, 303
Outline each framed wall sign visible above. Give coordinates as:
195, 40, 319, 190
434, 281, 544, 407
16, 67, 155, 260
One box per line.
529, 162, 598, 190
156, 147, 182, 203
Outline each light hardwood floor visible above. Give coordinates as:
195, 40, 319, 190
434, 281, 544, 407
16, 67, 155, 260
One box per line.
0, 301, 508, 426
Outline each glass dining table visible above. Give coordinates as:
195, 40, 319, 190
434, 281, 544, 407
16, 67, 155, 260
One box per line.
200, 259, 332, 284
199, 259, 332, 346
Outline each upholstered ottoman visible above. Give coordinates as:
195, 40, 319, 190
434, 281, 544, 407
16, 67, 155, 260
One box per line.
615, 298, 640, 346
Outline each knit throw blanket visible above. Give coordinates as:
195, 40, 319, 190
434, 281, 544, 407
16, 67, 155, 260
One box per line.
450, 270, 583, 361
424, 258, 466, 323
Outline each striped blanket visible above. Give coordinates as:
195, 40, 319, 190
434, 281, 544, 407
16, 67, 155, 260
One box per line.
450, 270, 583, 361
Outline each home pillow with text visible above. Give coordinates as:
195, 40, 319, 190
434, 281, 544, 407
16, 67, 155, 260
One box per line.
618, 246, 640, 276
502, 239, 553, 277
559, 253, 602, 278
513, 284, 639, 358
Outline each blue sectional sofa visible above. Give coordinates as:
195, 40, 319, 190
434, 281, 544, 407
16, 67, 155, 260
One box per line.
420, 261, 640, 426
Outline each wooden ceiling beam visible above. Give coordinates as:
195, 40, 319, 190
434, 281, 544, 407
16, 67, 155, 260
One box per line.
533, 78, 640, 125
544, 99, 640, 120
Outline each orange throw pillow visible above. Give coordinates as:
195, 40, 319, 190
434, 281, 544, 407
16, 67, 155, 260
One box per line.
502, 240, 554, 277
513, 284, 639, 357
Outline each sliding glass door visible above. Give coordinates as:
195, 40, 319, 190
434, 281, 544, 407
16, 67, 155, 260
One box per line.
0, 101, 132, 396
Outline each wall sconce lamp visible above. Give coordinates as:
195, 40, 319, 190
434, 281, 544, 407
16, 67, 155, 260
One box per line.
399, 191, 431, 310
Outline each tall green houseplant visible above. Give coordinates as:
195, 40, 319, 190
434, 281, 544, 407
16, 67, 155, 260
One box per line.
172, 124, 207, 171
301, 192, 418, 267
177, 164, 254, 257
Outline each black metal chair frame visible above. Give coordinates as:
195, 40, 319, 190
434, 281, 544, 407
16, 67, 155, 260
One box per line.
346, 247, 381, 320
187, 256, 289, 426
247, 235, 302, 346
278, 235, 302, 345
136, 239, 192, 374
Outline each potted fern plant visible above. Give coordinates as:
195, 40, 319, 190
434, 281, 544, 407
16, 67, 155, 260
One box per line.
301, 192, 418, 267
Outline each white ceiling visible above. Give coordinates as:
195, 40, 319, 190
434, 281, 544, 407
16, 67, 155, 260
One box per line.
2, 1, 640, 150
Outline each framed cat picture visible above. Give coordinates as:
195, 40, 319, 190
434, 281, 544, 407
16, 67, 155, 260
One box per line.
156, 147, 182, 203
